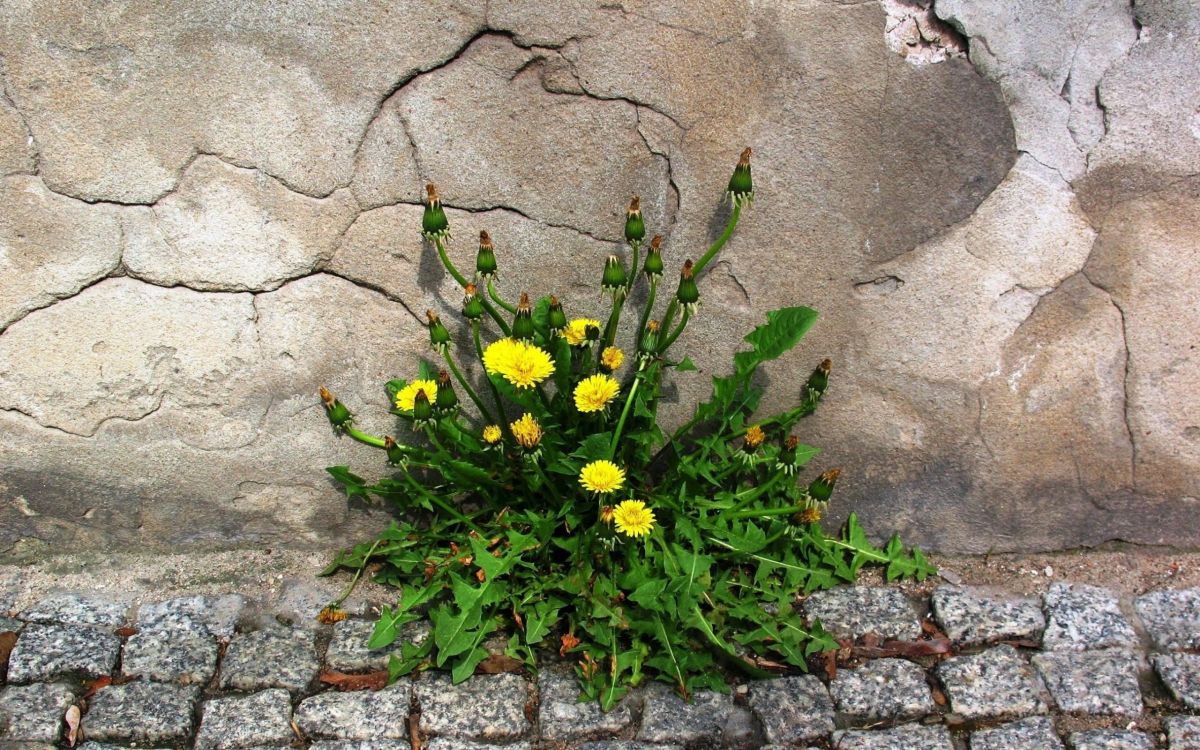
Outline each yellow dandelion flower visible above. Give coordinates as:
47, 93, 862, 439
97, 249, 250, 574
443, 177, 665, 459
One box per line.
510, 413, 543, 450
795, 506, 822, 524
599, 505, 615, 524
563, 318, 602, 346
744, 424, 765, 449
483, 338, 555, 389
481, 425, 502, 444
395, 379, 438, 411
574, 374, 620, 413
613, 499, 656, 538
579, 460, 625, 494
600, 346, 624, 371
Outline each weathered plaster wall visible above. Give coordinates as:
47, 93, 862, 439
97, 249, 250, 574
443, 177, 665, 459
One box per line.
0, 0, 1196, 557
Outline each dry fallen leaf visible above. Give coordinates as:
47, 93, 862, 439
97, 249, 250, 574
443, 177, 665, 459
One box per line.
559, 633, 580, 657
475, 653, 524, 674
0, 631, 17, 675
64, 705, 82, 747
81, 675, 113, 701
318, 670, 389, 691
115, 626, 139, 638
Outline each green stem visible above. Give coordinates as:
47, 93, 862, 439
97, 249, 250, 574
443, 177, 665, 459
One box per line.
473, 321, 508, 429
727, 471, 784, 509
693, 203, 741, 276
635, 275, 658, 356
329, 538, 382, 608
487, 280, 517, 315
627, 243, 641, 294
441, 348, 494, 423
607, 374, 642, 459
601, 291, 626, 352
344, 425, 387, 448
434, 237, 510, 335
531, 462, 563, 505
658, 310, 690, 355
723, 503, 803, 521
398, 472, 485, 536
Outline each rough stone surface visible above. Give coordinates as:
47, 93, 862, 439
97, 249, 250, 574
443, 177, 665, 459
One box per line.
325, 619, 418, 673
829, 658, 935, 722
20, 593, 128, 628
936, 645, 1048, 720
295, 684, 412, 740
195, 689, 294, 750
415, 673, 531, 741
425, 742, 533, 750
637, 684, 733, 745
802, 587, 920, 641
1134, 588, 1200, 651
310, 744, 411, 750
1068, 730, 1154, 750
5, 623, 120, 683
1042, 583, 1138, 651
745, 676, 835, 745
219, 629, 319, 693
121, 628, 218, 685
1154, 653, 1200, 709
538, 666, 634, 742
971, 717, 1065, 750
932, 585, 1046, 645
830, 724, 954, 750
0, 683, 75, 742
1032, 650, 1142, 716
1167, 716, 1200, 750
82, 682, 199, 744
135, 594, 245, 637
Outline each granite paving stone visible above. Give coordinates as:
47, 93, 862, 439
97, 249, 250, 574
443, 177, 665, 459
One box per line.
932, 585, 1046, 645
574, 743, 681, 750
829, 657, 935, 722
136, 595, 245, 637
21, 594, 128, 628
971, 717, 1065, 750
424, 741, 534, 750
721, 704, 764, 750
295, 684, 412, 740
325, 619, 428, 672
1067, 729, 1155, 750
121, 628, 218, 685
415, 673, 531, 741
6, 623, 120, 683
219, 628, 319, 693
745, 675, 835, 745
1154, 652, 1200, 709
0, 616, 23, 633
936, 644, 1048, 720
803, 587, 921, 641
82, 682, 199, 744
830, 724, 955, 749
538, 665, 634, 741
77, 743, 172, 750
309, 743, 411, 750
1135, 588, 1200, 651
637, 683, 734, 745
1167, 716, 1200, 750
0, 683, 76, 742
195, 689, 294, 750
1032, 650, 1143, 716
1042, 583, 1138, 651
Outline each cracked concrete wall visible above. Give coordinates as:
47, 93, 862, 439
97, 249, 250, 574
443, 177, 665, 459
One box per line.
0, 0, 1196, 557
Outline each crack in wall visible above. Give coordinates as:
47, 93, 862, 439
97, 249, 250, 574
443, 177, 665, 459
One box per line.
1, 393, 166, 440
1080, 268, 1138, 493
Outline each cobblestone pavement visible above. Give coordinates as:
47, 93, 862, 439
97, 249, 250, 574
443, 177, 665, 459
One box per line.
0, 580, 1198, 749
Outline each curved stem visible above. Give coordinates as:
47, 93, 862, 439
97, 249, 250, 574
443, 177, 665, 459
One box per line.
487, 280, 517, 315
608, 372, 643, 459
693, 203, 742, 276
473, 321, 508, 430
329, 538, 382, 608
398, 472, 485, 536
658, 309, 690, 355
344, 424, 387, 448
635, 275, 658, 356
441, 348, 494, 423
434, 237, 510, 335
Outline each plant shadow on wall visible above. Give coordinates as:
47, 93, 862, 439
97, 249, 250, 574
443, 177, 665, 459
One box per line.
317, 149, 934, 707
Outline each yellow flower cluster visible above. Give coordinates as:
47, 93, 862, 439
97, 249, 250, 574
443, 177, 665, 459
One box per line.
579, 460, 624, 494
483, 339, 554, 389
600, 346, 624, 371
510, 413, 543, 450
612, 499, 656, 538
481, 425, 502, 444
394, 379, 438, 411
574, 374, 619, 413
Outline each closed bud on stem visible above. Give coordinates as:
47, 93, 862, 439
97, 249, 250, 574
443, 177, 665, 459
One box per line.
585, 322, 601, 346
807, 358, 832, 400
738, 424, 765, 465
777, 434, 802, 475
384, 435, 408, 466
427, 310, 451, 354
422, 184, 451, 240
640, 320, 660, 360
319, 386, 352, 429
476, 230, 498, 280
624, 196, 646, 248
512, 292, 536, 341
807, 468, 842, 505
726, 147, 753, 208
435, 369, 458, 413
412, 388, 434, 427
601, 254, 628, 300
548, 295, 567, 333
643, 235, 664, 278
676, 259, 700, 315
462, 283, 484, 320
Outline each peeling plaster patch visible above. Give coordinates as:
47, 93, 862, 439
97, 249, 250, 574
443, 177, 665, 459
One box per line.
882, 0, 966, 66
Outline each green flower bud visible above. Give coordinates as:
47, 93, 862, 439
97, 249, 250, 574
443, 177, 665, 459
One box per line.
639, 320, 660, 362
624, 196, 646, 248
422, 184, 451, 240
807, 468, 841, 505
319, 386, 352, 429
548, 295, 567, 333
807, 359, 832, 399
585, 322, 601, 346
512, 292, 536, 341
476, 230, 498, 280
643, 235, 664, 278
726, 147, 753, 208
427, 310, 451, 354
462, 283, 484, 320
435, 369, 459, 413
777, 435, 802, 475
412, 388, 434, 426
384, 435, 408, 467
601, 254, 628, 299
675, 259, 700, 315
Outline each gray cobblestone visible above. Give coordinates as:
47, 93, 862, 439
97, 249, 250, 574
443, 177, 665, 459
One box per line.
830, 724, 954, 749
121, 628, 218, 685
638, 683, 733, 745
1032, 650, 1143, 716
971, 717, 1065, 750
1154, 652, 1200, 709
77, 743, 171, 750
82, 682, 199, 744
424, 741, 534, 750
1166, 716, 1200, 750
295, 684, 412, 740
325, 619, 427, 672
6, 623, 120, 683
574, 743, 680, 750
746, 675, 835, 745
1133, 588, 1200, 651
21, 594, 128, 628
803, 587, 920, 641
936, 644, 1048, 720
1042, 583, 1138, 651
0, 617, 22, 633
136, 595, 245, 637
537, 665, 633, 742
195, 689, 294, 750
1067, 729, 1154, 750
830, 657, 934, 722
219, 628, 319, 693
931, 585, 1046, 645
0, 683, 75, 742
309, 744, 410, 750
415, 673, 531, 741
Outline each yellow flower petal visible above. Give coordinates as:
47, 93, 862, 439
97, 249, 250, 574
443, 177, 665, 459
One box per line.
483, 338, 555, 389
613, 499, 656, 537
395, 379, 438, 411
574, 374, 620, 413
579, 460, 625, 494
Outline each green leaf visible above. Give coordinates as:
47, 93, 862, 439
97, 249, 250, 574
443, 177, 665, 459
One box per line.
326, 466, 371, 500
370, 583, 441, 649
675, 357, 697, 372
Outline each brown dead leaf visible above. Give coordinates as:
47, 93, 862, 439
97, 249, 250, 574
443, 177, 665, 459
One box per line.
475, 654, 524, 674
930, 683, 948, 706
115, 626, 139, 638
319, 670, 389, 691
475, 568, 486, 583
559, 633, 580, 657
81, 675, 113, 701
0, 631, 17, 677
408, 712, 423, 750
64, 704, 82, 747
822, 650, 838, 681
851, 638, 954, 659
290, 719, 307, 742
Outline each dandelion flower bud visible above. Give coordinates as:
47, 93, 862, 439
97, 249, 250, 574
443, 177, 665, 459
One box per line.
435, 369, 458, 413
737, 424, 765, 465
476, 230, 498, 280
427, 309, 451, 354
807, 468, 842, 505
675, 259, 700, 316
512, 292, 536, 341
510, 412, 544, 461
413, 388, 434, 424
422, 184, 451, 240
601, 254, 628, 300
624, 196, 646, 248
776, 434, 803, 475
319, 386, 352, 428
643, 235, 664, 278
462, 283, 484, 320
807, 358, 832, 400
793, 506, 822, 525
639, 319, 660, 361
548, 295, 567, 334
726, 147, 753, 208
384, 435, 408, 466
